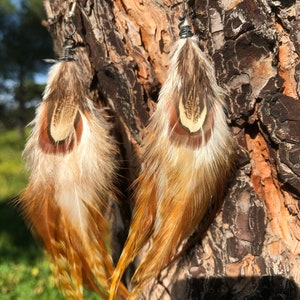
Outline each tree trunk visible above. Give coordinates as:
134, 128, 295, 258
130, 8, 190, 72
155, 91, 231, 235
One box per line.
43, 0, 300, 299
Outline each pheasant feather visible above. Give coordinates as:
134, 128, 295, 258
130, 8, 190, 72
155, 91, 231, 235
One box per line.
109, 25, 234, 299
20, 61, 128, 300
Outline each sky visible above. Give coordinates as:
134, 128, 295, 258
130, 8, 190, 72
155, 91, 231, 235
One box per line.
34, 73, 47, 84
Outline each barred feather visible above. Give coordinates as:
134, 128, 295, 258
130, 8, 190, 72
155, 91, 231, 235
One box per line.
109, 36, 234, 299
19, 61, 129, 300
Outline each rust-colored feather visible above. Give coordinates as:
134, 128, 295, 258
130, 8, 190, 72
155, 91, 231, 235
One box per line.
109, 36, 234, 299
19, 61, 129, 300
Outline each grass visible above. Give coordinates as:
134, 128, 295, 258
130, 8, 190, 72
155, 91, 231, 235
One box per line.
0, 129, 63, 299
0, 129, 100, 299
0, 130, 28, 200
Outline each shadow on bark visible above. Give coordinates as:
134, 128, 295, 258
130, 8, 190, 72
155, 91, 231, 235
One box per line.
171, 275, 299, 300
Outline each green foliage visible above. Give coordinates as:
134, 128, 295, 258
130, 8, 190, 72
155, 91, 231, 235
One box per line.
0, 0, 16, 29
0, 130, 28, 200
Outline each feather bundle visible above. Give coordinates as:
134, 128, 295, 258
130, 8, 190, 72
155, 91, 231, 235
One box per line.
20, 61, 128, 299
109, 33, 234, 299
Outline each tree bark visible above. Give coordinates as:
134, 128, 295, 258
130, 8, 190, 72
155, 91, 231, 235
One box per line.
44, 0, 300, 299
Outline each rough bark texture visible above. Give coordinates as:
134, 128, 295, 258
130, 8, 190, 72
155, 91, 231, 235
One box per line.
43, 0, 300, 299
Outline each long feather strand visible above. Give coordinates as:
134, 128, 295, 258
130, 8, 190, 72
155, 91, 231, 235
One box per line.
20, 61, 129, 300
109, 35, 234, 299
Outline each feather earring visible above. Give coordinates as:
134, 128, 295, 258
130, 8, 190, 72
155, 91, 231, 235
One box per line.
109, 2, 234, 299
19, 2, 128, 299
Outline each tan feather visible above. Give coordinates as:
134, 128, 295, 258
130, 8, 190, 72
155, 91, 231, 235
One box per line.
109, 36, 234, 299
19, 61, 129, 300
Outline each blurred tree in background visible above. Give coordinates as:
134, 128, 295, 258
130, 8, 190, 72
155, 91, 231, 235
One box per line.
0, 0, 53, 135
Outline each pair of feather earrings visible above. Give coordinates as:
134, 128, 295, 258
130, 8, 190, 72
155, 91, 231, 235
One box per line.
20, 1, 234, 299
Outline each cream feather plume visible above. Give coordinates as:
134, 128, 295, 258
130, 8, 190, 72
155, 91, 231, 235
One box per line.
109, 15, 234, 300
19, 60, 129, 300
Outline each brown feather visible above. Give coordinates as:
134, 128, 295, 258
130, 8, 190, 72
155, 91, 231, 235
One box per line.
109, 36, 234, 299
19, 61, 129, 300
38, 62, 84, 154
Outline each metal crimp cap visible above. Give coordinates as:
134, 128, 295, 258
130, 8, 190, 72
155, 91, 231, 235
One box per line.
179, 16, 193, 39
